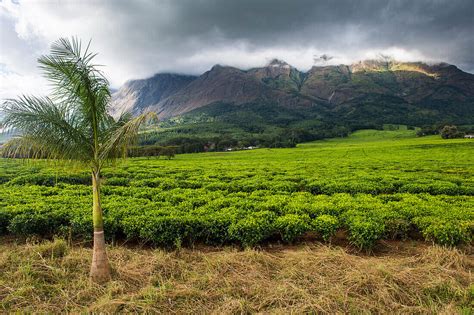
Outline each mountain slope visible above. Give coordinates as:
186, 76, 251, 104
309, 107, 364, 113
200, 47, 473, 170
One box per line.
111, 59, 474, 127
247, 59, 307, 93
111, 73, 197, 116
149, 65, 274, 118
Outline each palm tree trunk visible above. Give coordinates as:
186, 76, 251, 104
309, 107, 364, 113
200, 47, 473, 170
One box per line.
90, 170, 111, 283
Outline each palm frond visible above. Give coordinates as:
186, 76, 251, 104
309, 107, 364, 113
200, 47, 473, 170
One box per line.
38, 37, 111, 141
1, 96, 91, 160
1, 37, 155, 170
1, 136, 50, 159
99, 112, 157, 162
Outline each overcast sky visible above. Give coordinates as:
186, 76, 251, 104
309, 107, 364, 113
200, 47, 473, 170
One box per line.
1, 0, 473, 99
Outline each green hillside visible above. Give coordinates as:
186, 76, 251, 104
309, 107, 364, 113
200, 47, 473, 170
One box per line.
112, 60, 474, 150
139, 96, 474, 153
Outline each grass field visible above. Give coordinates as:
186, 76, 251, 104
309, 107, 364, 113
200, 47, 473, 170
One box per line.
0, 239, 472, 313
1, 129, 473, 249
1, 130, 473, 312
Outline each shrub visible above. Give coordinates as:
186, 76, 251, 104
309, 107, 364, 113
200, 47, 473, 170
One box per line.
160, 179, 179, 190
121, 215, 145, 241
0, 208, 16, 235
400, 183, 430, 194
274, 214, 311, 243
138, 215, 185, 246
8, 174, 57, 186
428, 182, 460, 195
8, 210, 69, 236
69, 211, 93, 239
421, 220, 472, 246
193, 214, 233, 245
270, 181, 299, 193
105, 177, 130, 186
8, 173, 90, 186
68, 207, 123, 241
306, 180, 324, 194
384, 217, 411, 240
178, 180, 203, 189
131, 178, 162, 188
204, 182, 229, 191
258, 195, 289, 214
228, 211, 276, 247
135, 215, 202, 247
459, 186, 474, 195
347, 217, 385, 250
1, 135, 473, 250
63, 173, 91, 185
312, 214, 339, 241
440, 125, 463, 139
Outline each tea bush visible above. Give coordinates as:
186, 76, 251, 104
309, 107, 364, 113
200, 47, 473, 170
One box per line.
312, 214, 339, 241
1, 130, 473, 249
274, 214, 311, 243
228, 211, 276, 247
417, 218, 472, 246
346, 216, 385, 250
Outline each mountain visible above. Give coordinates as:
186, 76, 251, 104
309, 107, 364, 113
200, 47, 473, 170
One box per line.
111, 73, 197, 116
111, 59, 474, 150
149, 65, 276, 118
247, 59, 307, 93
113, 59, 474, 119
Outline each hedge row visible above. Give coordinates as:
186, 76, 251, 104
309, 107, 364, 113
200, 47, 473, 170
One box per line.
3, 172, 473, 196
1, 185, 472, 249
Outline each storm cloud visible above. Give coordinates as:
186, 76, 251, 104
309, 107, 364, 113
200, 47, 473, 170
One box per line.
1, 0, 473, 98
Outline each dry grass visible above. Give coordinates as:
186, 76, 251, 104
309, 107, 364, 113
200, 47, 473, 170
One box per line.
0, 238, 472, 313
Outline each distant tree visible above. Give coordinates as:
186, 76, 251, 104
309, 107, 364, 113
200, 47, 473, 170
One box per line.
334, 126, 350, 138
1, 38, 154, 283
440, 125, 463, 139
162, 146, 176, 159
216, 137, 235, 150
416, 125, 439, 137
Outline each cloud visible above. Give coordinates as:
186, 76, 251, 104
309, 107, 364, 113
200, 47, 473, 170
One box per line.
0, 0, 473, 99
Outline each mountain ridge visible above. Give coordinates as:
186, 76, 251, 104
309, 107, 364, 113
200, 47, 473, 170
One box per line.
111, 59, 474, 128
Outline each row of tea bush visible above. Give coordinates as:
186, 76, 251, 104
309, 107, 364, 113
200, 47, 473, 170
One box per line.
1, 185, 472, 249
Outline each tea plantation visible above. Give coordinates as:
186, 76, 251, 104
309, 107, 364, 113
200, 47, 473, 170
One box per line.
0, 130, 473, 249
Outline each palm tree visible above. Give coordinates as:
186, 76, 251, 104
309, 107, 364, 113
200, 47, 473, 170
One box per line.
1, 38, 154, 283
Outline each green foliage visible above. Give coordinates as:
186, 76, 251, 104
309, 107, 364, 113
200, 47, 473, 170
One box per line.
128, 145, 177, 158
228, 211, 276, 247
0, 130, 473, 249
346, 216, 385, 250
8, 173, 90, 186
8, 210, 69, 236
312, 215, 339, 241
139, 101, 357, 153
274, 214, 311, 243
419, 220, 472, 246
139, 215, 193, 247
0, 208, 16, 235
105, 177, 130, 186
440, 125, 463, 139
